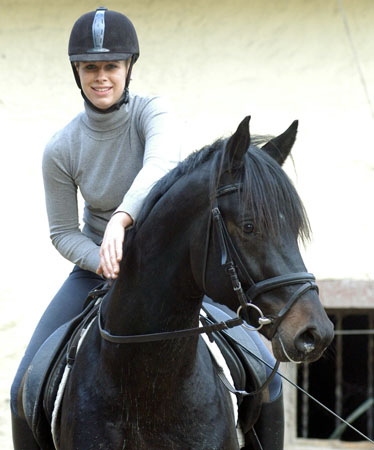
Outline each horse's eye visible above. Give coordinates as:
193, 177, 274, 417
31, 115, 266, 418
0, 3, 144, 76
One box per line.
243, 222, 254, 234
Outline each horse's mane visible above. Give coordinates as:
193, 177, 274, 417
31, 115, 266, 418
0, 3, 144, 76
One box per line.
132, 135, 310, 244
134, 139, 224, 228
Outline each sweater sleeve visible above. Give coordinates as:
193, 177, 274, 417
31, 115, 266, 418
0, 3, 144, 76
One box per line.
115, 96, 181, 221
42, 138, 101, 273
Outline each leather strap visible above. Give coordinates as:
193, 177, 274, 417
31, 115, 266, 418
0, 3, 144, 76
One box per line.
246, 272, 318, 301
98, 301, 243, 344
213, 355, 281, 398
268, 281, 318, 339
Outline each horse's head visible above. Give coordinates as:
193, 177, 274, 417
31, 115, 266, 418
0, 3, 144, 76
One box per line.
201, 116, 334, 363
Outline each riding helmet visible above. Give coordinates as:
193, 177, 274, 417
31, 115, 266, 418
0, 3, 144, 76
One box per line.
68, 7, 140, 110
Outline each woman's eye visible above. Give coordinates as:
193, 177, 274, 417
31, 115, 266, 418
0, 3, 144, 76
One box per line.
243, 222, 255, 234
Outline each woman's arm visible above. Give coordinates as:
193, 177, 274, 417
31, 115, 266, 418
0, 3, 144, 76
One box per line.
42, 140, 101, 273
98, 96, 181, 278
116, 97, 181, 220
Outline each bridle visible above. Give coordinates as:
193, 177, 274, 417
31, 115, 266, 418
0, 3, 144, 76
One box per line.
207, 183, 319, 340
98, 183, 318, 344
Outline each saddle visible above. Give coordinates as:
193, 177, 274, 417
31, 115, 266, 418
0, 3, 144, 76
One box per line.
22, 295, 277, 449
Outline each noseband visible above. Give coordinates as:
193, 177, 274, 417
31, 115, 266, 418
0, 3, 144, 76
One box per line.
205, 183, 318, 339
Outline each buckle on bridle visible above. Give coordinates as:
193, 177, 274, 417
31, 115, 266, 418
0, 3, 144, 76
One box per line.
237, 303, 272, 331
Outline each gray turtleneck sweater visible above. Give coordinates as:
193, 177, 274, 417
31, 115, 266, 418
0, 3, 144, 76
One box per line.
42, 94, 181, 273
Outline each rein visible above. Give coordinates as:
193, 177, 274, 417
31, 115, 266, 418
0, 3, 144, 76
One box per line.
98, 301, 243, 344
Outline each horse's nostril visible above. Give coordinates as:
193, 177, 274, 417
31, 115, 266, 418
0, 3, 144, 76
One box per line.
295, 329, 318, 354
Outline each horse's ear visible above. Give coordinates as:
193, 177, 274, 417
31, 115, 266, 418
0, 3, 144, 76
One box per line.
262, 120, 298, 165
225, 116, 251, 165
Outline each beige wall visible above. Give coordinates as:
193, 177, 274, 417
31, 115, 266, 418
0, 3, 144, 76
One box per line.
1, 0, 373, 287
0, 0, 373, 447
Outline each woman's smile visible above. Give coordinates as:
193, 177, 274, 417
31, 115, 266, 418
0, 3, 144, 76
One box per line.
91, 86, 113, 95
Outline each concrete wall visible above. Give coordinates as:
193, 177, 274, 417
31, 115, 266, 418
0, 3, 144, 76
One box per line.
1, 0, 373, 447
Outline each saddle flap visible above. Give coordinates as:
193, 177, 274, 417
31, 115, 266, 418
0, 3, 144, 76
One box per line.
22, 321, 71, 450
202, 301, 268, 433
22, 296, 100, 448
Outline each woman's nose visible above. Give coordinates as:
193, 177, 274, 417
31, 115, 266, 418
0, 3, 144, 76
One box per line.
95, 68, 107, 82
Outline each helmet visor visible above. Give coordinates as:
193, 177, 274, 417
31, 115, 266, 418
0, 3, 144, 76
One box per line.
69, 52, 134, 62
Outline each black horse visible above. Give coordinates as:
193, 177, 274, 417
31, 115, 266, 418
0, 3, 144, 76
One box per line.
25, 117, 334, 449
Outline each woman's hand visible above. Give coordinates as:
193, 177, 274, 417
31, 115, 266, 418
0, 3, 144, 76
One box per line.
97, 212, 133, 279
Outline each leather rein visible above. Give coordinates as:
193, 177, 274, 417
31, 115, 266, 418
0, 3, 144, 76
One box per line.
98, 183, 318, 344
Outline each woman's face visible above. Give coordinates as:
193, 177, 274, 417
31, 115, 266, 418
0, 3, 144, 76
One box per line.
76, 60, 129, 110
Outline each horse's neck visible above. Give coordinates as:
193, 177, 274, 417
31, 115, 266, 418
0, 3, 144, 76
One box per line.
106, 240, 199, 325
99, 177, 210, 387
102, 221, 205, 366
100, 243, 203, 391
104, 183, 207, 338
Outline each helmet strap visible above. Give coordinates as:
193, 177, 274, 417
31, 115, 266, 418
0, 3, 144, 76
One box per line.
123, 56, 135, 104
71, 62, 82, 89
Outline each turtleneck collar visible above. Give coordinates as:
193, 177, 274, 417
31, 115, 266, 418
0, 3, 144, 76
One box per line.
81, 99, 130, 137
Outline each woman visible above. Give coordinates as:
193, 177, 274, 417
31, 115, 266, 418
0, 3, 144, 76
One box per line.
11, 8, 181, 449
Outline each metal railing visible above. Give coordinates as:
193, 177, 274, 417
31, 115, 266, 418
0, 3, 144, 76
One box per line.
297, 310, 374, 442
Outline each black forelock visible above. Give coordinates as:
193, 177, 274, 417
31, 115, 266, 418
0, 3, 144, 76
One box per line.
237, 146, 311, 243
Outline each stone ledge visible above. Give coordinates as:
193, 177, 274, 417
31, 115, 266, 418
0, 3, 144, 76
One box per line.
317, 279, 374, 309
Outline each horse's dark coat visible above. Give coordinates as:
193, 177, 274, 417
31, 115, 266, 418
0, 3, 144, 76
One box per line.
43, 117, 333, 450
